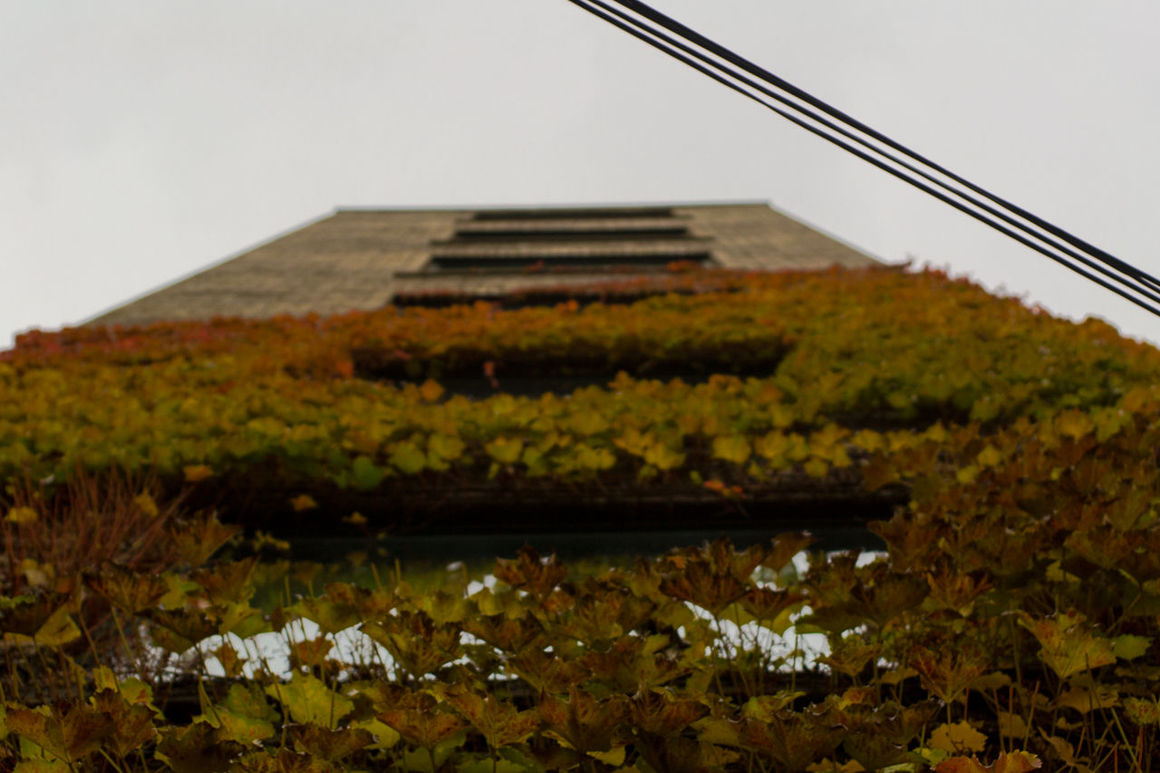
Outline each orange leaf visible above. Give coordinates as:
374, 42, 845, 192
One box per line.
289, 494, 318, 512
183, 464, 213, 483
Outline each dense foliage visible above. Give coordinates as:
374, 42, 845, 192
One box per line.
3, 268, 1158, 526
2, 266, 1160, 769
4, 401, 1160, 770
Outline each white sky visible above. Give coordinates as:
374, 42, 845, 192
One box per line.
4, 1, 1160, 349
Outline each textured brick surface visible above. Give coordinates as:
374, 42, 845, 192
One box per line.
87, 203, 881, 327
429, 238, 709, 259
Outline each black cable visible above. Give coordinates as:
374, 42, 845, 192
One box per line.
605, 0, 1160, 297
564, 0, 1160, 316
579, 0, 1160, 302
569, 0, 1160, 310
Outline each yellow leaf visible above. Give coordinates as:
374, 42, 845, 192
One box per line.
1038, 734, 1076, 765
768, 403, 795, 429
183, 464, 213, 483
569, 412, 609, 436
351, 716, 402, 750
1091, 407, 1129, 441
644, 442, 685, 471
851, 429, 884, 453
5, 506, 38, 524
924, 423, 949, 443
134, 493, 160, 519
1018, 611, 1115, 680
486, 437, 524, 465
428, 433, 465, 462
266, 672, 353, 730
34, 605, 82, 648
20, 559, 52, 588
929, 721, 987, 754
1055, 410, 1094, 440
887, 431, 920, 453
806, 761, 864, 773
812, 441, 851, 467
612, 429, 651, 458
879, 666, 918, 686
996, 711, 1028, 740
391, 441, 428, 474
418, 379, 445, 403
1120, 386, 1155, 413
754, 431, 789, 464
1123, 697, 1160, 725
289, 494, 318, 512
694, 716, 741, 747
803, 458, 829, 478
574, 444, 616, 471
1113, 634, 1151, 660
970, 672, 1012, 692
343, 512, 368, 526
785, 433, 810, 462
976, 445, 1003, 468
956, 465, 980, 485
935, 751, 1043, 773
588, 746, 626, 766
1055, 685, 1118, 714
810, 424, 848, 454
520, 445, 547, 475
711, 435, 751, 465
93, 665, 118, 692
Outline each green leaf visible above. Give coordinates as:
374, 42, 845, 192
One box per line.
351, 455, 385, 490
1113, 634, 1152, 660
207, 683, 278, 744
390, 441, 427, 475
267, 672, 354, 730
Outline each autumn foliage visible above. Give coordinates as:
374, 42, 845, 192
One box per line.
3, 267, 1158, 524
1, 266, 1160, 769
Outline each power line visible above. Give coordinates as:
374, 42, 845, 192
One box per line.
568, 0, 1160, 311
609, 0, 1160, 295
571, 0, 1160, 306
565, 0, 1160, 317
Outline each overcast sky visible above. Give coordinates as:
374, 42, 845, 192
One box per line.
4, 1, 1159, 349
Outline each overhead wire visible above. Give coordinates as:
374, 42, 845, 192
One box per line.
564, 0, 1160, 317
608, 0, 1160, 294
566, 0, 1160, 311
607, 0, 1160, 294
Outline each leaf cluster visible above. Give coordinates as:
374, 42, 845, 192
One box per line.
8, 435, 1160, 769
0, 523, 1064, 772
3, 268, 1159, 525
3, 267, 1160, 768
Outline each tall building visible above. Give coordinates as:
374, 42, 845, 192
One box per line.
77, 201, 891, 538
88, 202, 879, 326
